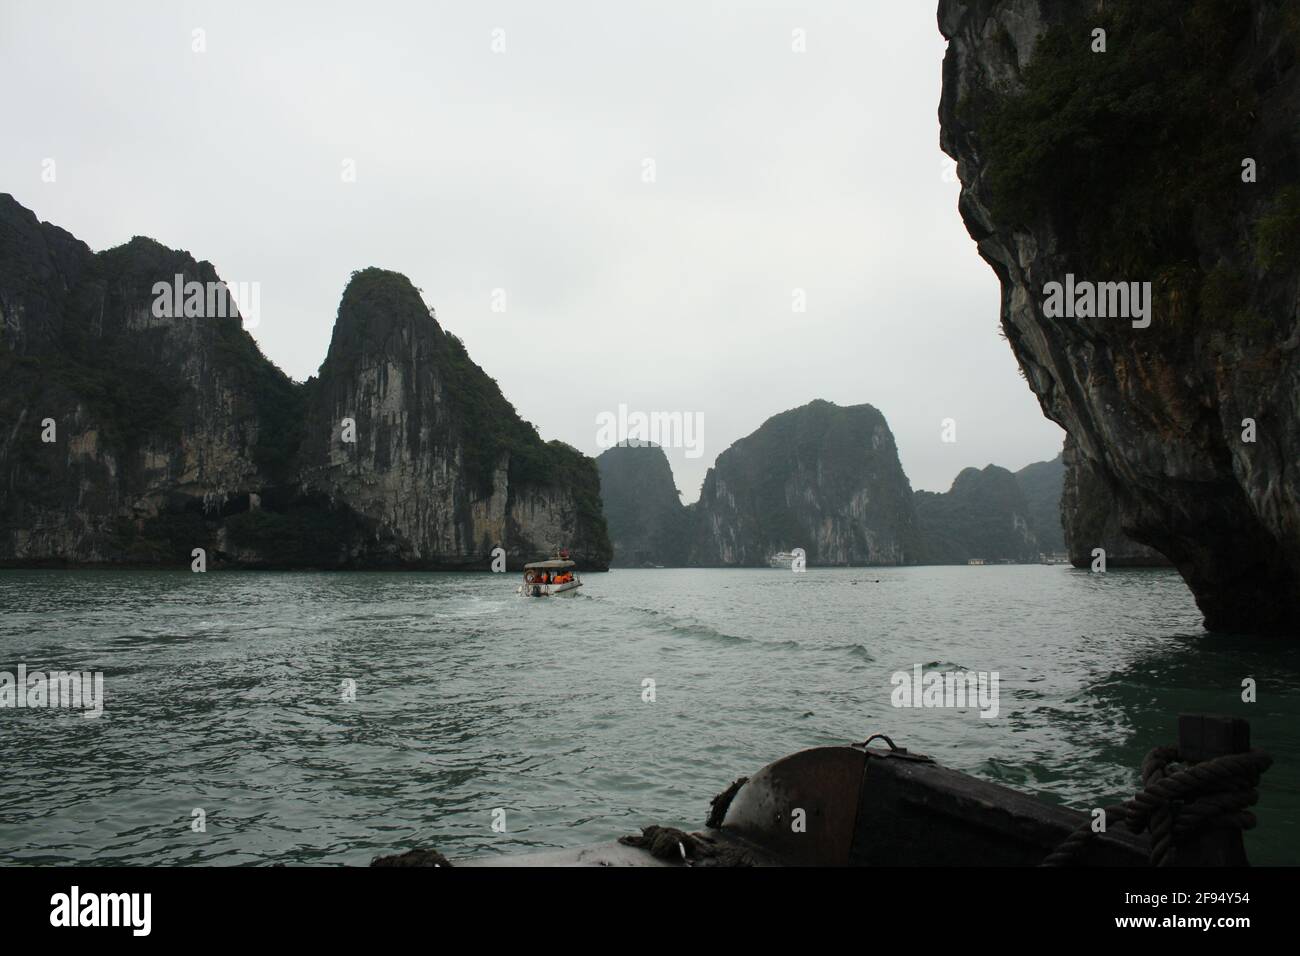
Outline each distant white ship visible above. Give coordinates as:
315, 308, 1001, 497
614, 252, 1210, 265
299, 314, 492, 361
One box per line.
768, 551, 798, 569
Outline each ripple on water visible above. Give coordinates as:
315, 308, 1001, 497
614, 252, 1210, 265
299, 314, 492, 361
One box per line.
0, 566, 1297, 865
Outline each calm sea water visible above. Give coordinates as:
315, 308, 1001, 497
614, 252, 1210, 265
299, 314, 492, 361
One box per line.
0, 566, 1296, 866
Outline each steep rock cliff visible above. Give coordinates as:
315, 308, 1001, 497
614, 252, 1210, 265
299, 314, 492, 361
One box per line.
939, 0, 1300, 632
0, 196, 609, 569
915, 464, 1039, 563
688, 400, 922, 566
296, 268, 609, 568
0, 194, 297, 563
595, 442, 690, 566
1060, 434, 1171, 567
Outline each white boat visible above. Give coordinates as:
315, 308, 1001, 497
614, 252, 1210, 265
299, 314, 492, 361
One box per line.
768, 551, 798, 569
517, 553, 583, 597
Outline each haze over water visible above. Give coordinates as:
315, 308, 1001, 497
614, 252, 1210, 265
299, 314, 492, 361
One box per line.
1, 566, 1295, 865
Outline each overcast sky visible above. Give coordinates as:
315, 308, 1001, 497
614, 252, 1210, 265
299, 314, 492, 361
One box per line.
1, 0, 1064, 499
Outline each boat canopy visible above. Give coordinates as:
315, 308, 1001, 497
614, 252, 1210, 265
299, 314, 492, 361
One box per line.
524, 559, 575, 570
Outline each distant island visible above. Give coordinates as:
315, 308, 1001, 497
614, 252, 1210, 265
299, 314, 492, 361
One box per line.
600, 401, 920, 567
597, 401, 1163, 569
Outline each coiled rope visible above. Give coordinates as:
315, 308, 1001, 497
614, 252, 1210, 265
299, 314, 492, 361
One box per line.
1041, 745, 1273, 867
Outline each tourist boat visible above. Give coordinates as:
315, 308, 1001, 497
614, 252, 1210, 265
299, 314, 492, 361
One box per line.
768, 551, 798, 569
518, 550, 583, 598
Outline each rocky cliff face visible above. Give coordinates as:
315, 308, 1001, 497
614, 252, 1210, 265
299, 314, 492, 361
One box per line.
688, 400, 922, 566
1060, 434, 1170, 567
939, 0, 1300, 633
595, 442, 690, 566
0, 195, 295, 564
0, 196, 609, 569
296, 268, 609, 568
915, 464, 1039, 564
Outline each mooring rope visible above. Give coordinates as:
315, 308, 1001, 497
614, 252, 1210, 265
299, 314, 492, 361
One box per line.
1041, 746, 1273, 867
